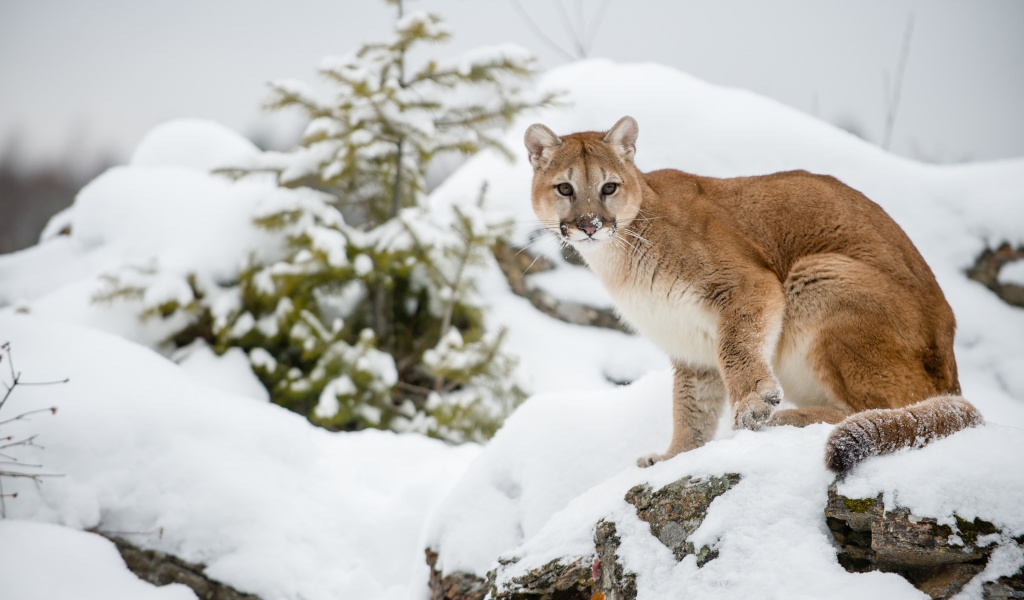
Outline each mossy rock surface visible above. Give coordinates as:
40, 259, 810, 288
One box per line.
594, 520, 637, 600
825, 483, 1020, 599
425, 548, 489, 600
626, 473, 741, 566
492, 555, 594, 600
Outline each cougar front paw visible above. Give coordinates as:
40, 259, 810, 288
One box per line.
636, 451, 678, 468
756, 379, 784, 406
733, 392, 775, 430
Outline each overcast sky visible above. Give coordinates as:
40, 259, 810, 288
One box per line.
1, 0, 1022, 169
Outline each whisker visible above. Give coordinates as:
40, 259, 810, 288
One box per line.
523, 237, 560, 276
614, 234, 641, 255
517, 219, 562, 227
515, 232, 558, 257
623, 230, 651, 246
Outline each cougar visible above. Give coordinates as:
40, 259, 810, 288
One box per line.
524, 116, 983, 472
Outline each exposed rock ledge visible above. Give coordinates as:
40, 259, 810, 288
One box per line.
492, 242, 630, 334
426, 474, 1024, 600
94, 530, 262, 600
825, 484, 1024, 599
966, 242, 1024, 309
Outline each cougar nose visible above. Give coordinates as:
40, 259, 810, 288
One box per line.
576, 217, 602, 237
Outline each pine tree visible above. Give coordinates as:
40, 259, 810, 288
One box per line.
212, 182, 521, 441
230, 0, 557, 226
97, 0, 557, 442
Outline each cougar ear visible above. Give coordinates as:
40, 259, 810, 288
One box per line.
524, 123, 562, 170
603, 116, 638, 163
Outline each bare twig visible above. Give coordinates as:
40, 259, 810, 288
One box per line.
508, 0, 610, 60
883, 14, 914, 151
553, 0, 586, 58
582, 0, 612, 54
507, 0, 576, 61
0, 342, 68, 517
0, 407, 58, 428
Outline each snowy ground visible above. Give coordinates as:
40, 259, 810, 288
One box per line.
0, 315, 479, 600
1, 59, 1023, 599
429, 373, 1024, 599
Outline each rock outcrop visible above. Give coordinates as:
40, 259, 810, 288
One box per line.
426, 548, 492, 600
426, 474, 741, 600
967, 242, 1024, 308
492, 242, 630, 334
624, 473, 741, 567
826, 484, 1024, 599
427, 473, 1023, 600
99, 531, 261, 600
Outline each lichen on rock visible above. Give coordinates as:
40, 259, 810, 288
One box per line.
492, 555, 594, 599
825, 482, 1021, 599
625, 473, 742, 566
425, 548, 490, 600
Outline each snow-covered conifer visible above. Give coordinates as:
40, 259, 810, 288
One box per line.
96, 0, 554, 442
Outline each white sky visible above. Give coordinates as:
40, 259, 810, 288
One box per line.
1, 0, 1022, 168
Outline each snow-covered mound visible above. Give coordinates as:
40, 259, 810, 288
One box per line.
0, 314, 478, 599
424, 59, 1024, 597
0, 520, 195, 600
0, 120, 317, 348
428, 371, 1024, 598
130, 118, 261, 172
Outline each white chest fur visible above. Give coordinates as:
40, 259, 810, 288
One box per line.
612, 283, 720, 368
576, 242, 720, 368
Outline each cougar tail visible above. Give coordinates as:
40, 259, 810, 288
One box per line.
824, 395, 984, 473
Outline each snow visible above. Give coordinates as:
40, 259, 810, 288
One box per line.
70, 166, 267, 276
130, 119, 260, 172
0, 314, 479, 600
174, 342, 270, 402
999, 259, 1024, 286
354, 253, 373, 276
440, 43, 535, 76
428, 370, 1024, 598
395, 10, 450, 40
0, 120, 331, 350
837, 424, 1024, 533
1, 59, 1022, 599
527, 262, 614, 309
0, 520, 197, 600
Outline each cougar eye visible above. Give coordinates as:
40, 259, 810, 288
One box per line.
602, 182, 618, 195
556, 183, 574, 196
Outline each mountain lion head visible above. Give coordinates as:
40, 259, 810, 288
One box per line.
524, 116, 644, 246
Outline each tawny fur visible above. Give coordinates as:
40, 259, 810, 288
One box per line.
525, 116, 984, 472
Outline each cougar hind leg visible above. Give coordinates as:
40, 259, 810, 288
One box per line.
781, 253, 977, 472
783, 253, 954, 412
766, 406, 849, 427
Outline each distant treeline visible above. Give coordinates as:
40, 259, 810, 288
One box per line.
0, 156, 112, 254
